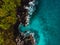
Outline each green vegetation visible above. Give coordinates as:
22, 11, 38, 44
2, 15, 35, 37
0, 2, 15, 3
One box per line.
0, 0, 21, 45
0, 0, 21, 29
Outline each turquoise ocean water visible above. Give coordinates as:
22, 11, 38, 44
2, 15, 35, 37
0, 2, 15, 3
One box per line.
19, 0, 60, 45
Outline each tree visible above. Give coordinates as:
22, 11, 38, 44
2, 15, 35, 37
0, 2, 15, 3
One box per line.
0, 0, 21, 45
0, 0, 21, 30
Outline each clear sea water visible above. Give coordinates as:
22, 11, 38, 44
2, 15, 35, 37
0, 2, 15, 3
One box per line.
19, 0, 60, 45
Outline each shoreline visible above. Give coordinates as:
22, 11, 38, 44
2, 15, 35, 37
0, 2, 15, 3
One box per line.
14, 0, 36, 45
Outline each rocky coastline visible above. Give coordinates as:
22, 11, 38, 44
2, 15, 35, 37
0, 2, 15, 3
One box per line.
14, 0, 36, 45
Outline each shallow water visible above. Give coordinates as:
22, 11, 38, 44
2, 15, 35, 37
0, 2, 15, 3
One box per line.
19, 0, 60, 45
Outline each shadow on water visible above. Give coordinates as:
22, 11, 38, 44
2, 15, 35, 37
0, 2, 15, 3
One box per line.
30, 0, 42, 22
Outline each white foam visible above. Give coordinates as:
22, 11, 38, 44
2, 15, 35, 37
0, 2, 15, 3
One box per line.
29, 1, 35, 6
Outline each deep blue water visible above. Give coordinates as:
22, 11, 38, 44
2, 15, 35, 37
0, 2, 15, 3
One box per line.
19, 0, 60, 45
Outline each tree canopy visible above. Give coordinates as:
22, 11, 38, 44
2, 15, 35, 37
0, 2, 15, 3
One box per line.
0, 0, 21, 45
0, 0, 21, 30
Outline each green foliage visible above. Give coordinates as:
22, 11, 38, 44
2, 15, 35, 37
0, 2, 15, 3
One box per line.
0, 0, 21, 45
0, 8, 8, 17
0, 32, 4, 45
2, 0, 16, 11
0, 0, 21, 30
0, 30, 16, 45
